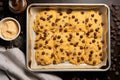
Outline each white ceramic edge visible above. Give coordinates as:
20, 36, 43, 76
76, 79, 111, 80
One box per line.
0, 17, 21, 41
26, 3, 110, 72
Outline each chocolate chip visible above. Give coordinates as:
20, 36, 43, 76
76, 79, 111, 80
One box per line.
94, 33, 97, 38
60, 48, 63, 52
64, 29, 67, 32
70, 43, 73, 45
74, 43, 77, 47
81, 12, 84, 14
47, 15, 52, 20
42, 37, 46, 40
94, 19, 97, 23
61, 57, 64, 60
99, 58, 103, 61
82, 21, 84, 23
80, 35, 83, 38
69, 24, 72, 26
88, 24, 92, 27
85, 46, 88, 49
115, 71, 119, 76
89, 54, 92, 57
34, 46, 38, 49
66, 51, 70, 56
40, 17, 45, 21
98, 46, 101, 50
66, 9, 72, 14
85, 18, 89, 23
72, 15, 75, 19
56, 51, 58, 53
93, 61, 96, 65
86, 32, 90, 36
50, 15, 53, 18
51, 54, 54, 58
59, 13, 63, 16
73, 52, 76, 56
75, 42, 78, 46
95, 28, 99, 32
77, 58, 80, 62
77, 22, 79, 24
55, 18, 60, 23
54, 44, 58, 48
79, 28, 82, 31
64, 23, 69, 26
68, 17, 71, 19
75, 18, 78, 22
69, 34, 72, 39
89, 57, 92, 61
35, 32, 39, 35
59, 28, 62, 32
39, 36, 42, 39
45, 41, 48, 44
91, 14, 94, 17
80, 46, 83, 49
39, 44, 42, 47
116, 22, 120, 26
53, 37, 56, 40
90, 29, 93, 32
76, 33, 79, 35
99, 53, 102, 56
92, 39, 95, 43
90, 51, 93, 54
44, 12, 47, 14
114, 6, 120, 10
48, 46, 51, 50
52, 23, 55, 26
53, 60, 56, 64
42, 51, 45, 55
78, 52, 81, 55
44, 33, 47, 37
101, 23, 104, 26
59, 25, 62, 28
81, 57, 84, 61
57, 35, 61, 39
40, 26, 43, 29
35, 39, 39, 42
68, 38, 71, 42
60, 39, 63, 43
63, 16, 67, 18
82, 40, 85, 43
72, 57, 74, 60
99, 12, 102, 15
101, 41, 104, 44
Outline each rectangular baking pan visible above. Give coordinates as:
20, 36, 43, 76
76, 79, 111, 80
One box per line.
27, 3, 110, 71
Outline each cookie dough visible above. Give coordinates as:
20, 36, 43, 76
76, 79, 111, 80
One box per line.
85, 10, 103, 38
33, 9, 104, 66
35, 49, 54, 65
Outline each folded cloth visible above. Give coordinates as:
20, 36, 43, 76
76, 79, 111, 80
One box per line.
0, 69, 9, 80
0, 47, 62, 80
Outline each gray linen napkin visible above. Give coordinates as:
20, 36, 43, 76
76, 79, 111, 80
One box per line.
0, 46, 62, 80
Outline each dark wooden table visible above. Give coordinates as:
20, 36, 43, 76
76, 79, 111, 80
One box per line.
0, 0, 120, 80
